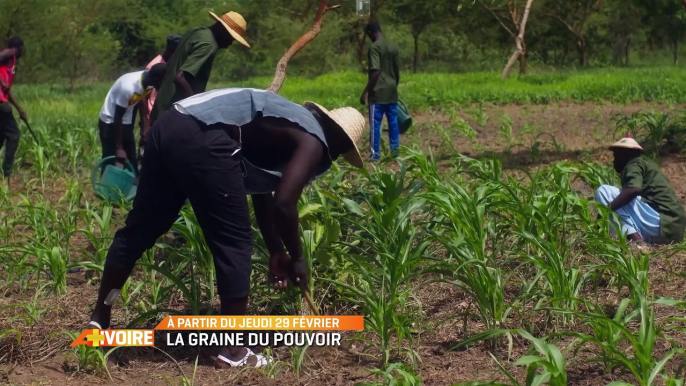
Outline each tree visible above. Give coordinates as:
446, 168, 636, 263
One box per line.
544, 0, 607, 66
391, 0, 453, 73
480, 0, 537, 77
637, 0, 686, 64
267, 0, 340, 92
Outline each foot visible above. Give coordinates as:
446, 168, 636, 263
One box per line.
215, 347, 270, 368
88, 306, 111, 330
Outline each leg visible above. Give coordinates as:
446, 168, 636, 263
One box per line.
90, 116, 186, 328
386, 103, 400, 157
98, 120, 116, 175
369, 104, 382, 160
0, 110, 20, 178
595, 185, 659, 241
122, 123, 138, 173
165, 118, 260, 366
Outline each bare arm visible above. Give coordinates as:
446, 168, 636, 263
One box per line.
6, 91, 26, 121
272, 131, 323, 290
138, 99, 151, 143
364, 70, 382, 95
174, 71, 195, 99
610, 187, 641, 211
252, 193, 286, 256
273, 133, 323, 262
253, 192, 292, 290
0, 48, 16, 65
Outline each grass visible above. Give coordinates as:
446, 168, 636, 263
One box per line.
2, 68, 686, 384
13, 67, 686, 118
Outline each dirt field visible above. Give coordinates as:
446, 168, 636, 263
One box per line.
2, 101, 686, 385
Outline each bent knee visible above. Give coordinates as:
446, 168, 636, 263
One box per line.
595, 184, 616, 205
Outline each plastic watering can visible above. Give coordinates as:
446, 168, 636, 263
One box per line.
397, 99, 413, 134
92, 156, 137, 202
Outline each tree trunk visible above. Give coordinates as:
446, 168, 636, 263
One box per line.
267, 1, 340, 93
674, 38, 679, 65
577, 36, 587, 67
501, 0, 535, 79
518, 45, 527, 74
625, 36, 630, 67
413, 33, 420, 73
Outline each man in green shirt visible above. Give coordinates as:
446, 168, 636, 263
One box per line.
359, 22, 400, 161
149, 10, 250, 128
595, 135, 686, 245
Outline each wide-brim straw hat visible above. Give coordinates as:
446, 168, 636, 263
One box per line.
609, 133, 644, 152
209, 11, 250, 48
304, 102, 365, 168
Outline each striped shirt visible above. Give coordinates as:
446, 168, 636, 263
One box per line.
174, 88, 332, 194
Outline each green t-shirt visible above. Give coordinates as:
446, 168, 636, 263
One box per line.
621, 157, 686, 242
150, 27, 219, 122
367, 38, 400, 104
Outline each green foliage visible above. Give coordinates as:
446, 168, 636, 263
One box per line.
6, 0, 686, 84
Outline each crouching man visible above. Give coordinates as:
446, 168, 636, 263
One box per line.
595, 135, 686, 245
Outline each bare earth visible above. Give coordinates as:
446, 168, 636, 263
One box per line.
2, 101, 686, 385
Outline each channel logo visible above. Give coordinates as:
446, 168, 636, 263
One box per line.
71, 329, 155, 347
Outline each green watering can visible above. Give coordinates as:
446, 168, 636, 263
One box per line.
92, 156, 137, 203
397, 99, 413, 134
381, 99, 413, 134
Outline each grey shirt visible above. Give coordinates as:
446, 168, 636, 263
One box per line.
174, 88, 332, 194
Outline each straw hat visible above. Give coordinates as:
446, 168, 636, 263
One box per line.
304, 102, 365, 168
209, 11, 250, 48
609, 132, 644, 152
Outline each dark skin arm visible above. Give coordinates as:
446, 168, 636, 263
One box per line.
0, 48, 17, 67
138, 98, 151, 146
174, 71, 195, 99
360, 70, 381, 105
252, 193, 289, 290
113, 105, 127, 167
7, 91, 26, 122
273, 131, 323, 291
248, 121, 324, 291
610, 187, 641, 211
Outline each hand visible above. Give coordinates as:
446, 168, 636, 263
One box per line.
360, 91, 368, 106
269, 251, 290, 291
114, 147, 127, 168
289, 258, 309, 292
18, 109, 27, 123
139, 134, 147, 150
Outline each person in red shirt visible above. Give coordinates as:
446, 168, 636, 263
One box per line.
0, 36, 26, 182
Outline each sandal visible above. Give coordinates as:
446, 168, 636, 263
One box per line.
87, 321, 105, 330
217, 348, 270, 368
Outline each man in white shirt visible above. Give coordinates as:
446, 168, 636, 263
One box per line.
98, 63, 167, 173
